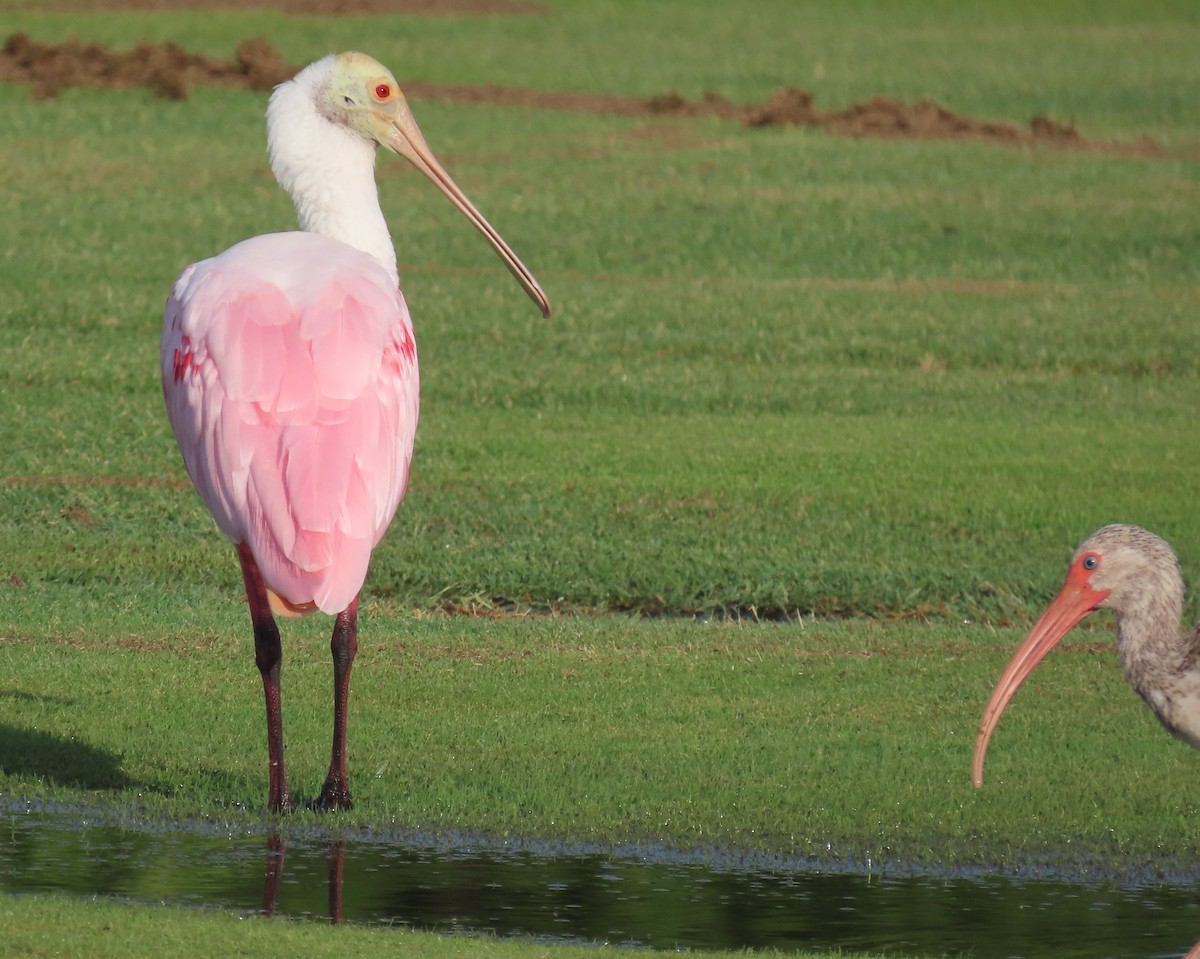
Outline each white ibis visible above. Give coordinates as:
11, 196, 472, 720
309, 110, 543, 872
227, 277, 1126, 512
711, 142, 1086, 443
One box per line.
973, 523, 1200, 787
161, 52, 549, 811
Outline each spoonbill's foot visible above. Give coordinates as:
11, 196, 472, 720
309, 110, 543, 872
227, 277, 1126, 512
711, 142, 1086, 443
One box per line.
311, 777, 353, 811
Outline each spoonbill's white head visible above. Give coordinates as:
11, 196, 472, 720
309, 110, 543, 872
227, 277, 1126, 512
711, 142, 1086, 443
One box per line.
268, 52, 550, 317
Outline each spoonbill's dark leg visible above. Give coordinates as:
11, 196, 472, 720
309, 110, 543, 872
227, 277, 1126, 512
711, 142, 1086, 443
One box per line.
313, 596, 358, 811
327, 839, 346, 923
237, 543, 292, 813
262, 833, 287, 916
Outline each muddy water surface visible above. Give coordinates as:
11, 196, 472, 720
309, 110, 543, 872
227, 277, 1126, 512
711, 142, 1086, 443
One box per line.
3, 805, 1200, 957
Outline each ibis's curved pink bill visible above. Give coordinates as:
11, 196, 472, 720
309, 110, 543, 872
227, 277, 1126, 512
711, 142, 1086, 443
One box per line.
971, 558, 1110, 787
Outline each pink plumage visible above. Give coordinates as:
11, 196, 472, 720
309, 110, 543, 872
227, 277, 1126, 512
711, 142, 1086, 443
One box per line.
160, 51, 546, 813
162, 231, 418, 616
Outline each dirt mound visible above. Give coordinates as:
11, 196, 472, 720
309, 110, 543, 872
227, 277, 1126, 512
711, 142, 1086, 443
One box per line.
749, 87, 1091, 147
1, 33, 1162, 157
0, 32, 292, 99
397, 80, 1162, 158
653, 85, 1161, 157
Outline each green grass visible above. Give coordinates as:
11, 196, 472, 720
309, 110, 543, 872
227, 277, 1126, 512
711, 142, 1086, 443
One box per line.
7, 892, 892, 959
5, 615, 1198, 871
1, 0, 1200, 956
4, 617, 1200, 957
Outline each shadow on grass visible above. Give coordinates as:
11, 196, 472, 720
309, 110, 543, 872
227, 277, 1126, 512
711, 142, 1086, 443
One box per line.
0, 689, 74, 705
0, 722, 130, 789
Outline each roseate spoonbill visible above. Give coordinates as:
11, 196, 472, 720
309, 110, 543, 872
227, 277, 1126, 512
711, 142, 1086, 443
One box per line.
972, 524, 1200, 788
161, 52, 550, 811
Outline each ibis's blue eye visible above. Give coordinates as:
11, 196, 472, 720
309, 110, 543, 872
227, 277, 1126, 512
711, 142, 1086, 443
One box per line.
1083, 555, 1098, 571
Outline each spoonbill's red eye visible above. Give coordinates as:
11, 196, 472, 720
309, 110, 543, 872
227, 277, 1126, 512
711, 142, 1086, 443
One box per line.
1082, 554, 1099, 571
375, 83, 391, 99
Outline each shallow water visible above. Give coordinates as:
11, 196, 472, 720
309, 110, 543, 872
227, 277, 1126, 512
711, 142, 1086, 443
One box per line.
2, 806, 1199, 958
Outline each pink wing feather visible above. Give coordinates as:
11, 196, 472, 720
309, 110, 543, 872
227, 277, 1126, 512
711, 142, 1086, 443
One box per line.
161, 231, 419, 615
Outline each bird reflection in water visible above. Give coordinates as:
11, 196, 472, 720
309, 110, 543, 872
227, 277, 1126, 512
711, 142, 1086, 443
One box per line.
260, 833, 346, 924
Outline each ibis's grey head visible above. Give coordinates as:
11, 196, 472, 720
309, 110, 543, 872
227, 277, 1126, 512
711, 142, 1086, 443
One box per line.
970, 523, 1184, 788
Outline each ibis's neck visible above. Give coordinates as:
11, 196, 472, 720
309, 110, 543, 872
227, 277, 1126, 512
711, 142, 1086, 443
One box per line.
1114, 573, 1200, 745
1117, 592, 1188, 680
266, 78, 399, 286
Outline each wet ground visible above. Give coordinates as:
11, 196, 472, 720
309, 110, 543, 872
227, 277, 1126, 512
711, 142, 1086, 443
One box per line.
3, 805, 1200, 958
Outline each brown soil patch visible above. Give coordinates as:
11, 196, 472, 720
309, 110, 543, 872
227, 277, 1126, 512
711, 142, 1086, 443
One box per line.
393, 80, 1162, 157
1, 33, 1163, 157
0, 33, 292, 99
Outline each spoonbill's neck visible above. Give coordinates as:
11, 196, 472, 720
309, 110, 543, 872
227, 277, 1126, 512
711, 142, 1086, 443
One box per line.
266, 60, 399, 286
